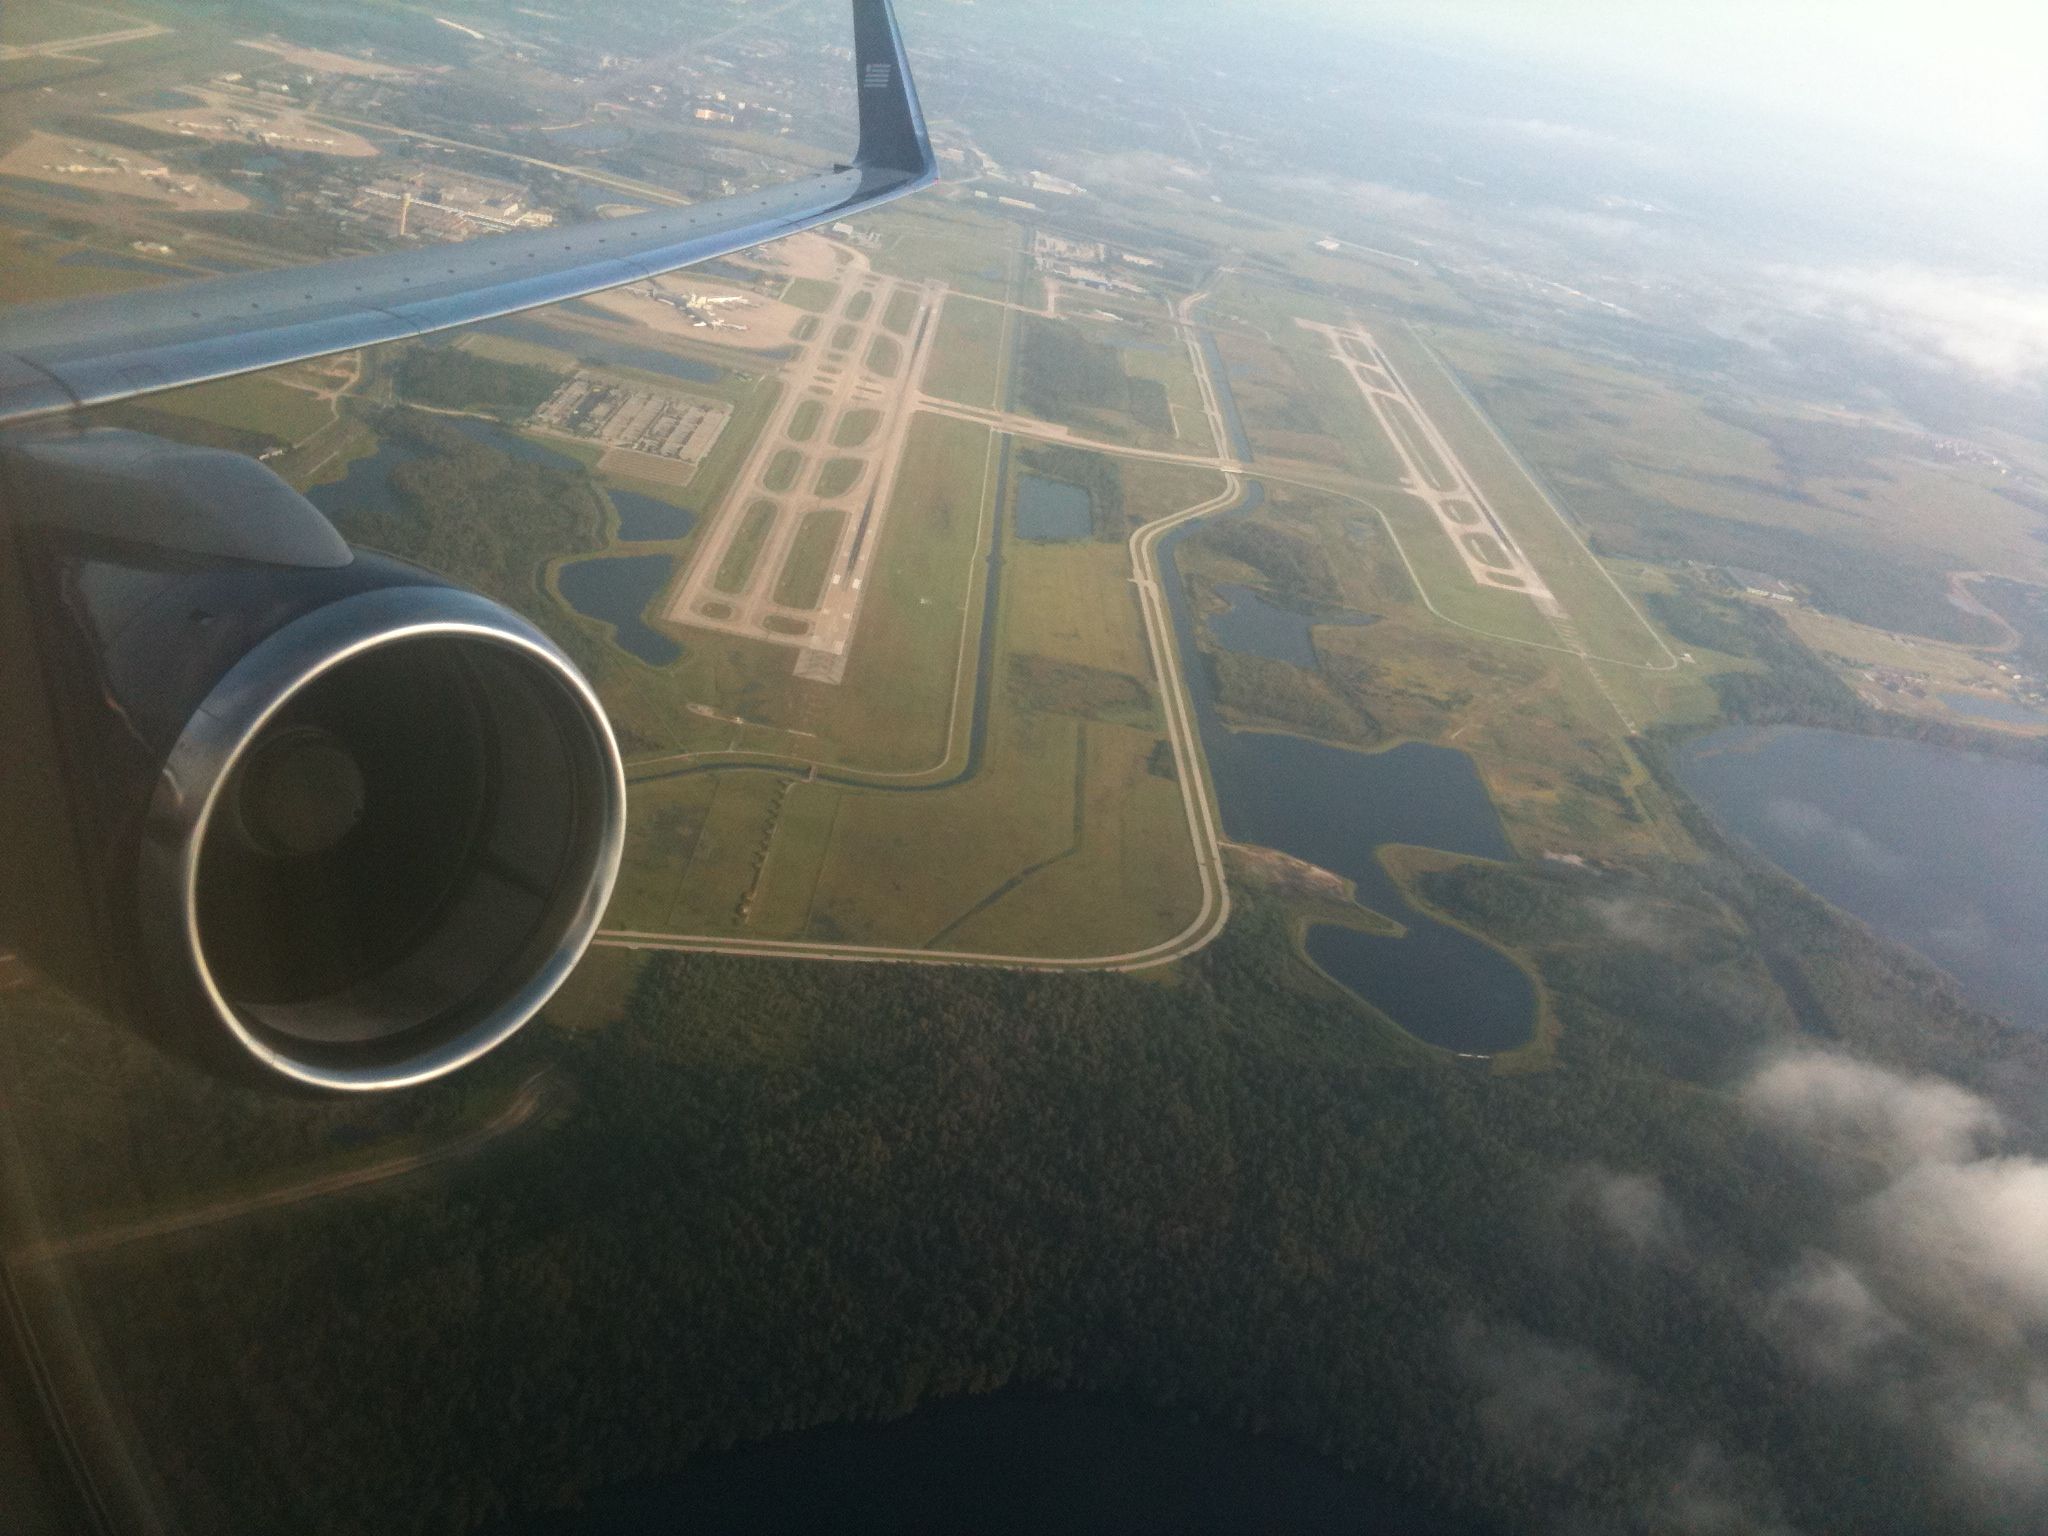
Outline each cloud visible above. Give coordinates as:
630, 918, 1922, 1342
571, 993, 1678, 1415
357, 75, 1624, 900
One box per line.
1651, 1443, 1800, 1536
1472, 116, 1657, 161
1857, 1156, 2048, 1338
1778, 265, 2048, 387
1739, 1052, 2048, 1522
1761, 799, 1912, 881
1455, 1319, 1634, 1475
1741, 1049, 1999, 1170
1557, 1163, 1687, 1260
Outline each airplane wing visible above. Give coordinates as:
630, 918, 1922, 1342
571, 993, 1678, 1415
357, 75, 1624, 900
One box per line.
0, 0, 934, 427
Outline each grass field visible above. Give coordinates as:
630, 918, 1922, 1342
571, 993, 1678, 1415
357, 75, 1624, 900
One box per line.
831, 408, 880, 449
1375, 323, 1674, 669
831, 323, 859, 353
803, 413, 994, 773
863, 203, 1021, 302
815, 459, 862, 498
883, 290, 918, 335
128, 371, 334, 446
772, 510, 846, 610
788, 398, 824, 442
764, 449, 802, 494
844, 290, 874, 324
714, 500, 778, 593
866, 336, 901, 379
784, 278, 839, 314
924, 296, 1006, 409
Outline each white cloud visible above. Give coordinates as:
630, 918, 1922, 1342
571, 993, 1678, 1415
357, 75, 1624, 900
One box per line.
1858, 1156, 2048, 1338
1760, 799, 1911, 881
1651, 1443, 1801, 1536
1740, 1052, 2048, 1522
1557, 1163, 1687, 1260
1455, 1319, 1634, 1475
1778, 266, 2048, 387
1742, 1050, 1999, 1169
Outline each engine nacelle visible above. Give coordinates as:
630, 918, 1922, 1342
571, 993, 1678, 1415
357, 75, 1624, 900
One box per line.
0, 430, 625, 1091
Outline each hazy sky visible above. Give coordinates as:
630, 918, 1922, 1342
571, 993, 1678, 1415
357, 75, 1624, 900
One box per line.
1300, 0, 2047, 170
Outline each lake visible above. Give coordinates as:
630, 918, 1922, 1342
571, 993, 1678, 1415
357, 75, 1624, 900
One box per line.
307, 418, 579, 525
610, 490, 697, 542
1162, 487, 1535, 1055
1941, 691, 2048, 728
1014, 472, 1094, 542
556, 555, 682, 667
500, 1390, 1488, 1536
1208, 583, 1376, 669
1677, 725, 2048, 1030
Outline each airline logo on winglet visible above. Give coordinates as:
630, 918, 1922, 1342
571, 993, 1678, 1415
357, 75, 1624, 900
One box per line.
864, 62, 893, 89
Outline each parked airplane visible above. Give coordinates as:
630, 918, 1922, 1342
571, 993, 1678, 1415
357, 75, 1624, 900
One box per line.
0, 0, 935, 1093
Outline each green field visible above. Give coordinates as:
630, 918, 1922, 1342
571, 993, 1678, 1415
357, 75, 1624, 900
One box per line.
815, 459, 863, 498
831, 408, 880, 449
784, 278, 839, 313
714, 500, 779, 593
787, 398, 824, 443
764, 448, 802, 493
866, 336, 902, 379
924, 296, 1006, 409
844, 290, 874, 323
832, 323, 859, 352
883, 290, 918, 335
1375, 323, 1674, 669
123, 372, 333, 446
772, 510, 846, 610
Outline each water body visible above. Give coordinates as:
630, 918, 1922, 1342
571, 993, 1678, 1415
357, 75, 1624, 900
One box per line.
479, 317, 725, 385
503, 1390, 1487, 1536
1208, 584, 1376, 669
610, 490, 697, 542
306, 419, 578, 524
1162, 489, 1535, 1054
556, 555, 681, 666
305, 435, 424, 524
1195, 330, 1253, 461
1941, 691, 2048, 727
1014, 472, 1094, 542
1678, 726, 2048, 1030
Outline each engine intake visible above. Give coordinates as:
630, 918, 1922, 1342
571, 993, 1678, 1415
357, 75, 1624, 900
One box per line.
0, 430, 626, 1091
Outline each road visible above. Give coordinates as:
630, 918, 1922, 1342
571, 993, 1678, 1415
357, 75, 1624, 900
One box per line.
0, 19, 167, 62
13, 1071, 552, 1265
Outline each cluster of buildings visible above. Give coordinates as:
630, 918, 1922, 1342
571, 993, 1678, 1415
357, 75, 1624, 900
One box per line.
355, 173, 555, 239
1030, 230, 1156, 298
531, 376, 730, 464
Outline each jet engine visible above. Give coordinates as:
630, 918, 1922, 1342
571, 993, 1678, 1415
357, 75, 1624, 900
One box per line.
0, 430, 626, 1091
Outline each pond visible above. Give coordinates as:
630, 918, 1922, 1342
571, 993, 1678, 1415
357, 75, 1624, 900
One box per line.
306, 418, 578, 525
1162, 487, 1536, 1055
503, 1390, 1488, 1536
1678, 725, 2048, 1030
1941, 691, 2048, 728
1207, 583, 1376, 669
480, 316, 725, 385
610, 490, 697, 543
556, 555, 682, 667
1014, 472, 1094, 542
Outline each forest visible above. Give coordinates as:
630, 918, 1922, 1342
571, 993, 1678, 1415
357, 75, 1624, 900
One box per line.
11, 799, 2041, 1535
396, 347, 564, 420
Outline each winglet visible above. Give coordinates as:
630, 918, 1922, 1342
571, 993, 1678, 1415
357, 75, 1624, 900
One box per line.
853, 0, 936, 182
